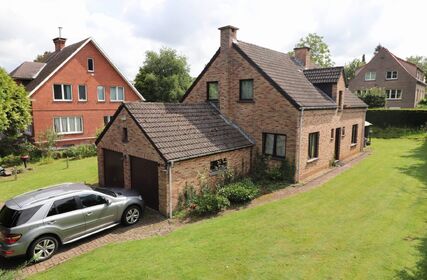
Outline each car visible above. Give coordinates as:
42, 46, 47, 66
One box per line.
0, 183, 144, 262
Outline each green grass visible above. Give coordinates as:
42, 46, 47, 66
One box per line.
30, 135, 427, 279
0, 157, 98, 203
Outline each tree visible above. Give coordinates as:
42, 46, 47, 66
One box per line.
34, 51, 52, 63
344, 58, 366, 82
134, 47, 193, 102
406, 55, 427, 80
356, 87, 386, 108
293, 33, 334, 67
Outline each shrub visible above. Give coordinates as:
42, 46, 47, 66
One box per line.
356, 87, 386, 108
0, 154, 22, 167
190, 192, 230, 216
367, 109, 427, 128
251, 153, 269, 182
0, 268, 17, 280
178, 184, 197, 209
218, 178, 259, 203
63, 144, 97, 159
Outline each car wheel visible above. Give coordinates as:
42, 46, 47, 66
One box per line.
122, 205, 141, 226
28, 236, 59, 262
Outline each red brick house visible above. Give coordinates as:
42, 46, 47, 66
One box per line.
10, 37, 144, 146
96, 25, 367, 216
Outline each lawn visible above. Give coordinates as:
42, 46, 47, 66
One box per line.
28, 135, 427, 280
0, 157, 98, 204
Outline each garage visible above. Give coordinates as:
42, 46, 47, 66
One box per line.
130, 156, 159, 210
103, 149, 124, 188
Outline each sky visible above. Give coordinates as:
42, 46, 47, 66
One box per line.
1, 0, 426, 80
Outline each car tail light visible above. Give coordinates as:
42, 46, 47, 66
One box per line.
3, 234, 22, 244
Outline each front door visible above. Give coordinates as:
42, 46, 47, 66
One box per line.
103, 149, 124, 188
334, 128, 341, 160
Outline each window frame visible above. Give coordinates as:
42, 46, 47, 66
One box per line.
385, 89, 402, 100
78, 84, 87, 101
364, 71, 376, 81
206, 81, 219, 101
47, 197, 80, 217
52, 84, 73, 101
87, 58, 94, 72
110, 86, 125, 102
78, 194, 107, 208
239, 79, 254, 101
351, 124, 358, 145
308, 132, 320, 161
53, 116, 84, 135
385, 70, 398, 80
122, 127, 128, 143
103, 115, 113, 126
97, 86, 105, 102
210, 158, 228, 174
262, 133, 286, 159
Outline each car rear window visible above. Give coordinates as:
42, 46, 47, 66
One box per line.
0, 205, 41, 228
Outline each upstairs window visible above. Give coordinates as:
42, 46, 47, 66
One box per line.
110, 86, 124, 102
103, 116, 113, 125
122, 127, 128, 143
207, 81, 219, 101
97, 86, 105, 101
54, 116, 83, 135
351, 124, 358, 145
53, 84, 72, 101
308, 132, 319, 160
78, 85, 87, 101
240, 79, 254, 100
263, 133, 286, 158
385, 89, 402, 100
364, 71, 376, 81
210, 158, 227, 173
386, 71, 398, 80
87, 58, 94, 72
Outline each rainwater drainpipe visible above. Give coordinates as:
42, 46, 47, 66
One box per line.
296, 107, 305, 182
167, 161, 174, 218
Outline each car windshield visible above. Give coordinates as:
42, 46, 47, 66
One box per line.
0, 205, 41, 228
92, 187, 117, 197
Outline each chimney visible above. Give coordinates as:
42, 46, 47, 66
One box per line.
53, 37, 66, 52
219, 25, 239, 50
294, 46, 312, 69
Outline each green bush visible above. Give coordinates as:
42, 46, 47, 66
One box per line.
63, 144, 97, 159
251, 153, 269, 182
356, 87, 386, 108
218, 178, 259, 203
372, 126, 427, 139
0, 268, 17, 280
367, 109, 427, 128
0, 154, 22, 167
190, 192, 230, 216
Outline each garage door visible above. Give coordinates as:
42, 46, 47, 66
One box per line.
130, 156, 159, 210
103, 149, 124, 188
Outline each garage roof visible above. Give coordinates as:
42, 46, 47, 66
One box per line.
122, 102, 254, 162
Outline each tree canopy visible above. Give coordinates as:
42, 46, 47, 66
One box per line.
34, 51, 52, 63
134, 47, 193, 102
344, 58, 366, 82
293, 33, 334, 67
406, 55, 427, 79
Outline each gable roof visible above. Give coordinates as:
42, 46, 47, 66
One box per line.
233, 41, 337, 109
10, 62, 46, 80
303, 67, 344, 84
343, 88, 368, 108
100, 102, 254, 162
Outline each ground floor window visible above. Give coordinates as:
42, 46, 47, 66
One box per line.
53, 116, 83, 135
263, 133, 286, 158
308, 132, 319, 160
385, 89, 402, 100
210, 158, 227, 173
351, 124, 358, 145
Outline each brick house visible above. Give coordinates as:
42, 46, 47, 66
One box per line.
10, 36, 144, 146
348, 46, 426, 108
96, 25, 367, 217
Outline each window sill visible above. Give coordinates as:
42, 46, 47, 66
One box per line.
209, 168, 227, 176
350, 143, 357, 147
110, 100, 124, 103
53, 100, 73, 102
237, 99, 254, 103
78, 100, 88, 102
386, 99, 402, 101
307, 157, 318, 163
385, 78, 398, 81
57, 132, 84, 136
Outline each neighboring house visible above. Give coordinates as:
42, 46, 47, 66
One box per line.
10, 36, 144, 146
348, 46, 426, 108
96, 25, 367, 217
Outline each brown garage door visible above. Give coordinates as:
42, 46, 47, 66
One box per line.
130, 156, 159, 210
103, 149, 124, 188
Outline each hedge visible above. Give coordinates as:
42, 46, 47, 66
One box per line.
366, 109, 427, 128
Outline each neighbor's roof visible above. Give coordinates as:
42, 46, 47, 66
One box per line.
234, 41, 337, 109
10, 62, 46, 80
123, 102, 254, 162
343, 88, 368, 108
303, 67, 344, 84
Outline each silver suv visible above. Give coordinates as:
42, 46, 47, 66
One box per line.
0, 183, 144, 262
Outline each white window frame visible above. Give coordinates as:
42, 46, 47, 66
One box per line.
87, 58, 94, 72
385, 71, 398, 80
53, 116, 83, 135
103, 115, 113, 125
110, 86, 125, 102
52, 84, 72, 101
364, 71, 376, 81
78, 84, 87, 101
385, 89, 402, 100
97, 86, 105, 102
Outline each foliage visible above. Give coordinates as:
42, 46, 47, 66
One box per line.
95, 126, 105, 139
134, 47, 193, 102
177, 184, 198, 209
293, 33, 334, 67
367, 109, 427, 128
37, 129, 59, 158
371, 126, 427, 139
0, 154, 22, 167
216, 167, 236, 187
189, 188, 230, 216
419, 98, 427, 106
344, 58, 365, 82
0, 268, 18, 280
34, 51, 52, 63
406, 55, 427, 80
356, 87, 386, 108
62, 144, 97, 160
218, 178, 259, 203
251, 153, 269, 182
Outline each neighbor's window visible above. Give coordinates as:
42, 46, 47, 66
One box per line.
97, 86, 105, 101
386, 71, 398, 80
78, 85, 87, 101
210, 158, 227, 173
103, 116, 113, 125
385, 89, 402, 100
87, 58, 94, 72
53, 116, 83, 135
263, 133, 286, 158
351, 124, 358, 145
53, 84, 72, 101
240, 79, 254, 100
364, 71, 376, 81
207, 81, 219, 101
330, 129, 334, 139
110, 86, 124, 101
308, 132, 319, 160
122, 127, 128, 143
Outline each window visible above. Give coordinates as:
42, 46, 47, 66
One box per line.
79, 194, 106, 208
385, 89, 402, 100
104, 116, 113, 125
48, 197, 79, 217
207, 82, 219, 101
78, 85, 87, 101
240, 79, 254, 100
351, 124, 358, 145
53, 84, 72, 101
342, 127, 346, 137
210, 158, 227, 173
87, 58, 94, 72
338, 90, 343, 108
122, 127, 128, 143
364, 71, 376, 81
263, 133, 286, 158
110, 86, 124, 101
386, 71, 398, 80
308, 132, 319, 160
0, 205, 41, 228
97, 86, 105, 101
53, 116, 83, 135
330, 129, 334, 139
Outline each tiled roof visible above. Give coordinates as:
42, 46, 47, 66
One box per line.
303, 67, 344, 84
124, 102, 254, 161
10, 62, 46, 80
344, 88, 368, 108
234, 41, 336, 109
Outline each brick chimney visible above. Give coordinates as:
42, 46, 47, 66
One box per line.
219, 25, 239, 50
294, 46, 312, 69
53, 37, 66, 52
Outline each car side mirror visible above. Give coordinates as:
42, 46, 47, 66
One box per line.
105, 199, 112, 205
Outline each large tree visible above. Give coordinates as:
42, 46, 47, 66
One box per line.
293, 33, 334, 67
406, 55, 427, 79
134, 47, 193, 102
344, 58, 366, 82
34, 51, 52, 63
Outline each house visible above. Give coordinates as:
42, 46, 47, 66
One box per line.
348, 46, 426, 108
10, 36, 144, 146
96, 25, 367, 217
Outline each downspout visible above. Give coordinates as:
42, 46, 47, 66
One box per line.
167, 161, 174, 218
296, 107, 305, 182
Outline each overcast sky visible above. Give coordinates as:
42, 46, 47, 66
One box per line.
1, 0, 426, 80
